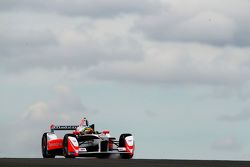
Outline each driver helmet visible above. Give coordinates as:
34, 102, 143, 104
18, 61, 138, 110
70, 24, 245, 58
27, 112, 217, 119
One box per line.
81, 126, 93, 134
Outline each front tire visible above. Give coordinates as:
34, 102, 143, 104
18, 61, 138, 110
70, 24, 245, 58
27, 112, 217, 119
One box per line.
119, 133, 134, 159
41, 133, 55, 158
63, 134, 76, 158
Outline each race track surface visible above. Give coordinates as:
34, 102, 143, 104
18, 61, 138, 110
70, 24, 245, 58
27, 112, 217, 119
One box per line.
1, 158, 250, 167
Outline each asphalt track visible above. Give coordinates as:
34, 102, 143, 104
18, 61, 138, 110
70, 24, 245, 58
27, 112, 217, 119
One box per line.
1, 158, 250, 167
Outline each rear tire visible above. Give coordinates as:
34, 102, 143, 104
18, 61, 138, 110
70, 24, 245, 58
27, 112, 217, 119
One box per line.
41, 133, 55, 158
119, 133, 134, 159
63, 134, 76, 158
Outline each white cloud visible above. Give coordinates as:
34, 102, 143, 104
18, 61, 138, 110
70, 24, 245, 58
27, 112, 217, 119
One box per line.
22, 85, 90, 123
212, 137, 243, 151
22, 101, 49, 121
0, 85, 97, 157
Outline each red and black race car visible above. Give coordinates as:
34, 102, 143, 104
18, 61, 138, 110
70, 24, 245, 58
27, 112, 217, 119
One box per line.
41, 118, 135, 159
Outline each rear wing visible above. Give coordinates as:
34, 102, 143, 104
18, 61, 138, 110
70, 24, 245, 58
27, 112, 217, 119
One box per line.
50, 125, 78, 132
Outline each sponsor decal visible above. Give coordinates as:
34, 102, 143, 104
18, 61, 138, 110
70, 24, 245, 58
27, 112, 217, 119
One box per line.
53, 125, 78, 130
118, 147, 126, 151
49, 143, 62, 147
79, 148, 87, 152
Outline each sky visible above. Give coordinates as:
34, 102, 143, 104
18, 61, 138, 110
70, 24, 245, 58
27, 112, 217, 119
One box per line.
1, 0, 250, 160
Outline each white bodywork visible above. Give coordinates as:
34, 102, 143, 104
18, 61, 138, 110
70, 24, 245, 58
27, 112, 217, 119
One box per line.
125, 136, 134, 154
47, 133, 58, 141
125, 136, 134, 147
68, 136, 78, 147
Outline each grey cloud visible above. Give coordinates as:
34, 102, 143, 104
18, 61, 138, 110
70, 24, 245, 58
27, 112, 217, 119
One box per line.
137, 12, 236, 45
0, 25, 143, 73
1, 38, 143, 73
0, 30, 58, 58
219, 108, 250, 122
144, 110, 158, 117
0, 3, 144, 72
206, 86, 250, 101
135, 1, 250, 46
87, 44, 250, 86
0, 0, 160, 18
2, 0, 250, 89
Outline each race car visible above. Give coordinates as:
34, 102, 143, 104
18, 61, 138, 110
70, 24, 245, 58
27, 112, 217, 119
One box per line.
41, 118, 135, 159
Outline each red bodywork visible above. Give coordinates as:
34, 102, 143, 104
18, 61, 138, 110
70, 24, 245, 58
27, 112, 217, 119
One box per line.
47, 139, 63, 151
47, 137, 79, 156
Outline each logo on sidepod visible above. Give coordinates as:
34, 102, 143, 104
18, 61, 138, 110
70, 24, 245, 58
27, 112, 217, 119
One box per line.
50, 143, 62, 147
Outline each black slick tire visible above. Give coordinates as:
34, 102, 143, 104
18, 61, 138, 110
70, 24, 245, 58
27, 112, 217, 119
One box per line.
63, 134, 76, 158
41, 133, 55, 158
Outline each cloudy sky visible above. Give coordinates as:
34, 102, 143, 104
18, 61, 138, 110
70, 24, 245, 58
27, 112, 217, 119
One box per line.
1, 0, 250, 160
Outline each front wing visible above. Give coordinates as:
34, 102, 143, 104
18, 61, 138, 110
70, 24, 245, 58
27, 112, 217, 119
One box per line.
77, 151, 132, 157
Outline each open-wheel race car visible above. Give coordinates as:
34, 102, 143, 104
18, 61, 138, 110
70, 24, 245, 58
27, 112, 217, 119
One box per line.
41, 118, 135, 159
